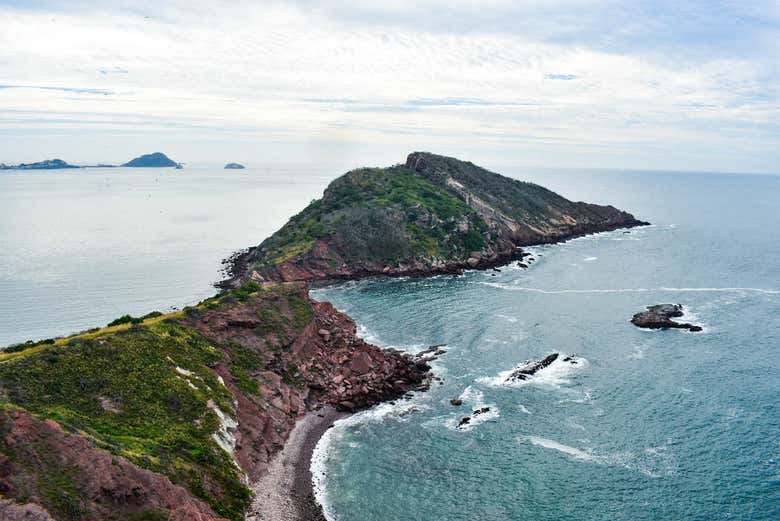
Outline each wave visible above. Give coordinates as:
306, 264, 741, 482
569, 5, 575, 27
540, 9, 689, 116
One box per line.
521, 436, 594, 461
479, 283, 780, 295
583, 256, 598, 262
441, 386, 500, 432
478, 355, 589, 389
519, 436, 675, 477
311, 399, 429, 520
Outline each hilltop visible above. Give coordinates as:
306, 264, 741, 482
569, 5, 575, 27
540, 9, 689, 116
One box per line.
122, 152, 179, 167
225, 152, 647, 285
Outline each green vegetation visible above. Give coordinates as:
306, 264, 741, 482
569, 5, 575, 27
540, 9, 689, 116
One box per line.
0, 321, 250, 520
252, 164, 490, 270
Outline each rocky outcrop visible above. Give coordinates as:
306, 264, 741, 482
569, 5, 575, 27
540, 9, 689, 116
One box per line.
222, 152, 648, 287
631, 304, 703, 332
505, 353, 581, 383
183, 285, 430, 481
225, 163, 245, 169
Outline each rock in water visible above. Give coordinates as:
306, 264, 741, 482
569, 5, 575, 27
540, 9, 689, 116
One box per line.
507, 353, 559, 381
225, 162, 245, 169
631, 304, 703, 332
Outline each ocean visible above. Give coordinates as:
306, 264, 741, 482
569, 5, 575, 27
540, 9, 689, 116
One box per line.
2, 165, 778, 520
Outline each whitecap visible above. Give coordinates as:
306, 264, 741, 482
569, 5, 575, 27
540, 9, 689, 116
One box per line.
583, 256, 598, 262
478, 355, 589, 389
521, 436, 594, 461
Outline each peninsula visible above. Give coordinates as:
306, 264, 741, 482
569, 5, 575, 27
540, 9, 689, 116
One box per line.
0, 159, 78, 170
0, 152, 646, 520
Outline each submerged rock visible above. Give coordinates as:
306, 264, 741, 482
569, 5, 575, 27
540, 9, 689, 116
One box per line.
450, 398, 463, 406
631, 304, 702, 332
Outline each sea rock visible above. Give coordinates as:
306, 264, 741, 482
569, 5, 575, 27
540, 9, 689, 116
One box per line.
224, 163, 245, 169
631, 304, 703, 332
450, 398, 463, 406
457, 417, 471, 428
507, 353, 559, 381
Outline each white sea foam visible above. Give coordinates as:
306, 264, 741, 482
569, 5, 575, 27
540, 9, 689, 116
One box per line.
583, 256, 598, 262
439, 386, 500, 432
522, 436, 594, 461
478, 355, 589, 389
518, 404, 531, 415
479, 283, 780, 295
312, 398, 430, 520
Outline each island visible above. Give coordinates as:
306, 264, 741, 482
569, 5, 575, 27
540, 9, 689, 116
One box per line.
122, 152, 179, 167
225, 162, 245, 169
0, 159, 78, 170
0, 152, 646, 521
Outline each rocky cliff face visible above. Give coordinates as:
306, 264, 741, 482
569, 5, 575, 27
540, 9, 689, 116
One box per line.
0, 283, 429, 520
225, 152, 647, 285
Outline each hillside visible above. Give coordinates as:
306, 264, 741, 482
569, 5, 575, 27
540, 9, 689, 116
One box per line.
0, 283, 429, 520
122, 152, 179, 167
225, 152, 647, 284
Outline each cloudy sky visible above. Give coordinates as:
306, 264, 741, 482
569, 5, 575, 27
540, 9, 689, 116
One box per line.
0, 1, 778, 172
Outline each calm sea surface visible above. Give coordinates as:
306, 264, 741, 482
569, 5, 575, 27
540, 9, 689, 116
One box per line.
1, 165, 779, 520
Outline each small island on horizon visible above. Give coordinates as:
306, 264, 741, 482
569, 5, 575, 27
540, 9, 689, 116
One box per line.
225, 162, 245, 169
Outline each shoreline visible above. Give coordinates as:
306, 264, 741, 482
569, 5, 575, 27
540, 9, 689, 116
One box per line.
246, 405, 347, 521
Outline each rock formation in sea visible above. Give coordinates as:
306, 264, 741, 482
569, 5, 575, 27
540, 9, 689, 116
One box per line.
225, 163, 245, 169
122, 152, 179, 167
631, 304, 703, 332
0, 158, 78, 169
222, 151, 648, 286
0, 151, 645, 520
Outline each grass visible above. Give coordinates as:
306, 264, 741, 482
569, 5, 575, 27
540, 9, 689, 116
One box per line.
0, 321, 249, 520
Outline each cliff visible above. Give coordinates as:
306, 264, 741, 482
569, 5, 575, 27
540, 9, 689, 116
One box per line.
225, 152, 647, 285
0, 283, 429, 520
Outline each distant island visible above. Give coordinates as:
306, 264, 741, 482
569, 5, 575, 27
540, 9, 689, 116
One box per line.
0, 152, 646, 521
224, 162, 245, 169
122, 152, 179, 167
0, 159, 78, 170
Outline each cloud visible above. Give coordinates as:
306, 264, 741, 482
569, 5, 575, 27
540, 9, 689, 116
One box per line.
545, 74, 577, 80
0, 0, 777, 172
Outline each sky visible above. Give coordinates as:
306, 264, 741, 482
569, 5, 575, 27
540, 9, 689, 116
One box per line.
0, 0, 778, 173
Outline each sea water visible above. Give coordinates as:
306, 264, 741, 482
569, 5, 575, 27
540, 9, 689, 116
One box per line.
1, 165, 778, 520
310, 169, 780, 521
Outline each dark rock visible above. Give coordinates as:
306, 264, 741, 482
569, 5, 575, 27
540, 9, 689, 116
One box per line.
450, 399, 463, 406
507, 353, 559, 381
225, 163, 245, 169
631, 304, 702, 332
457, 417, 471, 428
472, 407, 490, 416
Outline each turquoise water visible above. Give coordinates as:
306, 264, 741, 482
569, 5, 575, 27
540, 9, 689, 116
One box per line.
1, 166, 778, 519
311, 170, 780, 521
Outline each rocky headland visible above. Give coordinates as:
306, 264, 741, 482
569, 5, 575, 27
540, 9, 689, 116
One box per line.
223, 152, 648, 286
0, 151, 645, 520
631, 304, 703, 332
